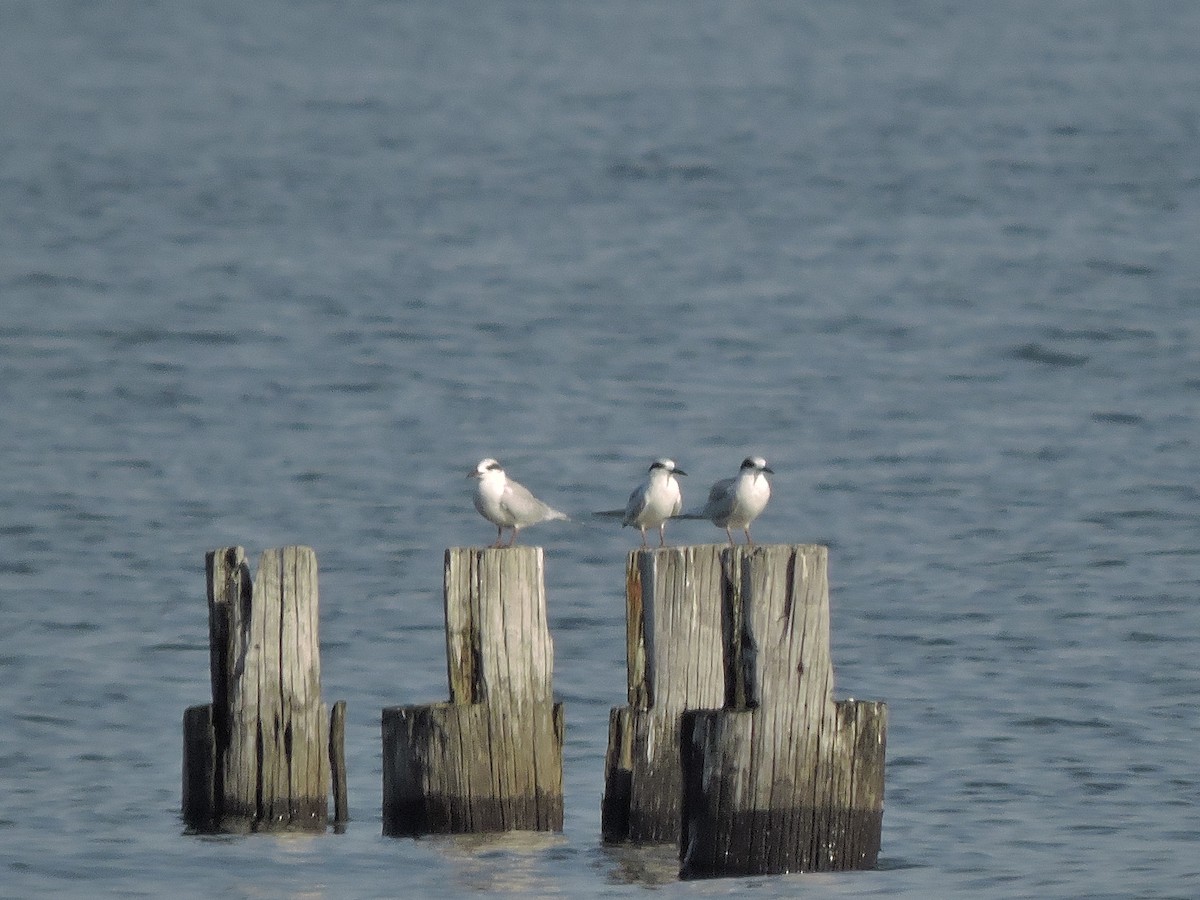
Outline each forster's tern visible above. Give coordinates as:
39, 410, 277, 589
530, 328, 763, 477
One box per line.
682, 456, 773, 546
468, 458, 569, 548
600, 458, 687, 547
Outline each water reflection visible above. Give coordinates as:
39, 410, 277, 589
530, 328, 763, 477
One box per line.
598, 842, 680, 888
429, 831, 570, 895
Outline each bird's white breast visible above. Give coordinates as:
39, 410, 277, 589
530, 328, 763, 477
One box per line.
723, 472, 770, 528
627, 472, 682, 528
473, 471, 515, 526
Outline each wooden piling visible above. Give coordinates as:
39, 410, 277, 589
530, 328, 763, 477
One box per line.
601, 547, 727, 843
381, 547, 565, 836
330, 699, 349, 826
181, 546, 347, 832
601, 544, 886, 877
679, 545, 886, 876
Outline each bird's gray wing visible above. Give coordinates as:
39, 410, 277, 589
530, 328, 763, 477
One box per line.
621, 484, 648, 525
501, 479, 547, 521
701, 477, 736, 516
504, 478, 568, 522
674, 477, 736, 519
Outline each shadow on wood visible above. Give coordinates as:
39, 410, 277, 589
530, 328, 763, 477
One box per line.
382, 547, 564, 836
601, 544, 886, 877
181, 546, 348, 833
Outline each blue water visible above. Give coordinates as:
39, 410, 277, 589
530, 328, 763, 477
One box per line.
2, 2, 1199, 897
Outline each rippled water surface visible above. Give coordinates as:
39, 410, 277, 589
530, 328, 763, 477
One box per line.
2, 3, 1199, 897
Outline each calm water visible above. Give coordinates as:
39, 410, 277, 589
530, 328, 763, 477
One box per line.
2, 2, 1199, 897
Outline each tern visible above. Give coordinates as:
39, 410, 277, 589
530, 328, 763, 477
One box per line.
596, 458, 687, 547
682, 456, 773, 546
468, 458, 569, 548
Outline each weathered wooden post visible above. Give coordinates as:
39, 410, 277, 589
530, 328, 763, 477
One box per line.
601, 546, 727, 842
181, 546, 348, 833
679, 544, 886, 877
381, 547, 565, 836
601, 544, 886, 877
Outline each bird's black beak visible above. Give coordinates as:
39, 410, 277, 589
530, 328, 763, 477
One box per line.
676, 468, 688, 476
